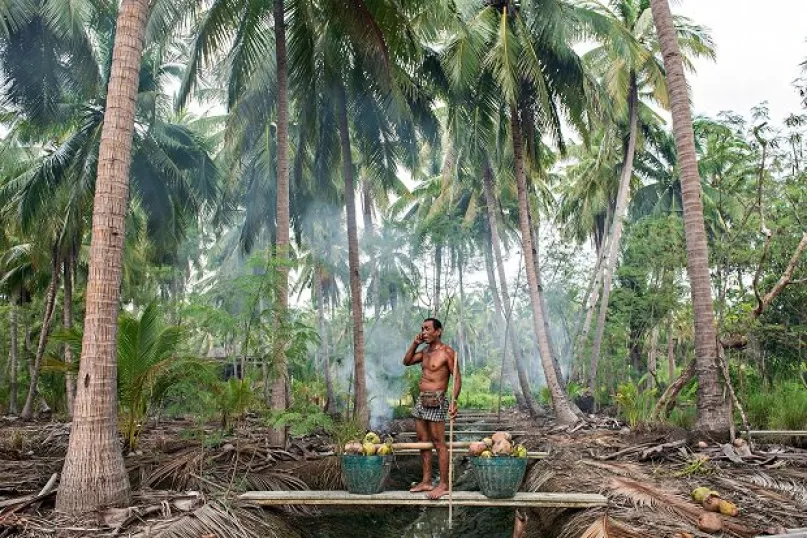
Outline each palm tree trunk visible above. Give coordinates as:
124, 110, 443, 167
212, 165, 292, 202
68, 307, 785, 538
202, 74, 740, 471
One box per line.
483, 229, 526, 408
565, 250, 604, 381
511, 106, 577, 424
588, 79, 639, 390
8, 293, 18, 415
457, 262, 467, 374
363, 182, 382, 321
269, 0, 290, 447
317, 265, 336, 414
528, 204, 566, 387
434, 243, 442, 317
648, 326, 659, 389
21, 247, 61, 420
64, 251, 75, 416
667, 325, 675, 382
336, 81, 369, 428
57, 0, 148, 513
650, 0, 730, 436
483, 163, 540, 415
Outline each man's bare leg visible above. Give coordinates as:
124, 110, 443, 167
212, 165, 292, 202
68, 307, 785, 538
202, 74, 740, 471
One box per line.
410, 418, 433, 492
427, 420, 450, 499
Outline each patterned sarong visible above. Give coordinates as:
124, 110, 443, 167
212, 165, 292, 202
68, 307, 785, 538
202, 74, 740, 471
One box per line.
412, 392, 450, 422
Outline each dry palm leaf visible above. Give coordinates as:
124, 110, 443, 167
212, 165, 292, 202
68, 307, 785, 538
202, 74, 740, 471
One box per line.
145, 448, 206, 491
580, 515, 643, 538
608, 478, 698, 520
586, 461, 652, 481
742, 472, 807, 504
136, 500, 299, 538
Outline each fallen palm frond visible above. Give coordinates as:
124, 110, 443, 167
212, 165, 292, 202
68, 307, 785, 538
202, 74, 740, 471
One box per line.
144, 447, 206, 491
132, 500, 300, 538
741, 471, 807, 504
579, 515, 643, 538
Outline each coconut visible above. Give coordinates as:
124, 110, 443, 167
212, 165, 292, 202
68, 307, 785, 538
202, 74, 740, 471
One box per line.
482, 437, 493, 447
364, 432, 381, 444
344, 441, 363, 454
691, 486, 712, 503
702, 493, 723, 513
491, 431, 512, 443
491, 439, 512, 455
718, 500, 739, 517
698, 512, 723, 533
697, 440, 709, 449
469, 441, 488, 456
479, 450, 493, 458
362, 442, 377, 456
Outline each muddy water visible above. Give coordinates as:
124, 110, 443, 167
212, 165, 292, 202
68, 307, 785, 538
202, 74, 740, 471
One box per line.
289, 452, 521, 538
294, 506, 516, 537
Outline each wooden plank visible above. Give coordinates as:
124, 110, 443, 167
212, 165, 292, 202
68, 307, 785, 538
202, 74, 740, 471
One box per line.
240, 490, 606, 508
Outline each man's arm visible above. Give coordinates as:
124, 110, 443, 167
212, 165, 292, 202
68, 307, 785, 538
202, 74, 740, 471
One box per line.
403, 336, 424, 366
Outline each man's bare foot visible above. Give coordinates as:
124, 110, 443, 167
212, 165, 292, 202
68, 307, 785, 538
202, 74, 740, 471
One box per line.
409, 482, 433, 493
427, 483, 449, 499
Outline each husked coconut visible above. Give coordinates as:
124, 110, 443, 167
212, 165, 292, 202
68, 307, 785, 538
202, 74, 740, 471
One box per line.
698, 513, 723, 533
491, 431, 512, 443
469, 442, 488, 456
344, 441, 363, 454
491, 439, 512, 455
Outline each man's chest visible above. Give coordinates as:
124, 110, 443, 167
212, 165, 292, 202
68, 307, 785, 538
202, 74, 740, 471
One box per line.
422, 351, 447, 371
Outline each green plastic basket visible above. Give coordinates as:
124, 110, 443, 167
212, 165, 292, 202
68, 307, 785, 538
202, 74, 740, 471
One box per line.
471, 456, 527, 499
341, 455, 392, 495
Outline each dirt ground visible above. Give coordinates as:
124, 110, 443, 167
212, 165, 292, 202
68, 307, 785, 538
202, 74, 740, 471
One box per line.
1, 411, 806, 537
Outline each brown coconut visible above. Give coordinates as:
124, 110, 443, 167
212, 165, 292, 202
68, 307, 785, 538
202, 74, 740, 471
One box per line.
491, 439, 512, 455
698, 513, 723, 533
491, 431, 512, 443
469, 442, 488, 456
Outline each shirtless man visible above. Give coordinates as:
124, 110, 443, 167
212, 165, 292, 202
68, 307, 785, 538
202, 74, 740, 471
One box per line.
402, 318, 461, 500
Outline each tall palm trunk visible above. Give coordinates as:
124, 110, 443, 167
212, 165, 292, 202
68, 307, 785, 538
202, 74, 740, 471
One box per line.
362, 181, 381, 320
8, 293, 18, 415
483, 230, 526, 408
317, 265, 336, 414
269, 0, 290, 447
648, 326, 659, 389
64, 251, 75, 416
588, 79, 639, 389
667, 326, 675, 382
21, 247, 61, 420
434, 243, 442, 317
484, 232, 524, 401
57, 0, 149, 512
336, 82, 368, 428
482, 163, 540, 415
528, 204, 567, 387
650, 0, 730, 435
511, 106, 577, 424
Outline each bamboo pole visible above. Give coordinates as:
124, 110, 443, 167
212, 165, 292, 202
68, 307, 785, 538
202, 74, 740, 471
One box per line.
239, 490, 608, 508
396, 430, 528, 437
743, 430, 807, 437
392, 449, 547, 458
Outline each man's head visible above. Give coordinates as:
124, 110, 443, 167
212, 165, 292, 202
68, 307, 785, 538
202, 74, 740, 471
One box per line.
421, 318, 443, 343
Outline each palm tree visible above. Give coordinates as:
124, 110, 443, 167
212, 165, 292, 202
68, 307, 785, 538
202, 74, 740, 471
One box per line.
649, 0, 731, 435
56, 0, 151, 514
580, 0, 714, 388
270, 0, 291, 447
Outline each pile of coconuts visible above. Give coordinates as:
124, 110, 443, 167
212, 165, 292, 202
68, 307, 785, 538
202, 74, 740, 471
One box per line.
343, 432, 393, 456
690, 487, 740, 533
468, 431, 528, 458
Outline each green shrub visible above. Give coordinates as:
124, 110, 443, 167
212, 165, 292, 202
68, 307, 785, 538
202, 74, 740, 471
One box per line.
769, 384, 807, 430
615, 380, 657, 428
